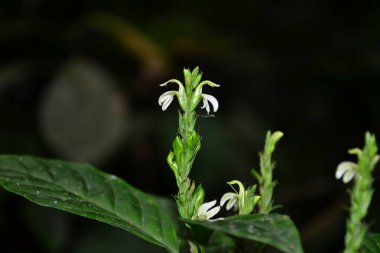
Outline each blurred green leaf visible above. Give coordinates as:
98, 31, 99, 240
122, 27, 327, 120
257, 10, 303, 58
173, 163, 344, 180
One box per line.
206, 231, 236, 253
184, 213, 303, 253
72, 221, 167, 253
362, 232, 380, 253
39, 58, 126, 164
0, 155, 179, 253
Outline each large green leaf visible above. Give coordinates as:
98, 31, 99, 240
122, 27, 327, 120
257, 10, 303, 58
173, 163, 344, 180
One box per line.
0, 155, 179, 252
362, 233, 380, 253
185, 213, 303, 253
206, 232, 236, 253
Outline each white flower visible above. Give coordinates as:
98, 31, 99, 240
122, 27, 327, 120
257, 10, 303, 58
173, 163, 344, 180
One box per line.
193, 80, 220, 115
336, 161, 358, 183
158, 90, 176, 111
201, 94, 219, 114
158, 79, 186, 111
196, 200, 223, 221
220, 192, 238, 211
220, 180, 260, 214
220, 180, 244, 211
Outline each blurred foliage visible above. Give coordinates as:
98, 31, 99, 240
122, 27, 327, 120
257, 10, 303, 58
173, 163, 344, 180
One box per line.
1, 1, 380, 252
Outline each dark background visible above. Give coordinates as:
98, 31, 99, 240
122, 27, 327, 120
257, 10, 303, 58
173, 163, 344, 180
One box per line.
1, 1, 380, 252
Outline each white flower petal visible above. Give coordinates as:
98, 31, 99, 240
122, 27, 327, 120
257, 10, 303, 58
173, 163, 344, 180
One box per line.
201, 97, 210, 114
158, 90, 176, 105
205, 206, 221, 219
220, 192, 236, 206
197, 200, 217, 217
162, 96, 174, 111
336, 161, 357, 179
208, 217, 224, 222
202, 94, 219, 112
226, 198, 237, 211
342, 169, 356, 183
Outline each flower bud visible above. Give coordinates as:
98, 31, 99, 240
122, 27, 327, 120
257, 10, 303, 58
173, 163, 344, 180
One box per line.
191, 68, 202, 88
266, 131, 283, 155
253, 195, 261, 206
271, 131, 284, 144
183, 68, 192, 87
173, 136, 184, 157
186, 131, 200, 149
166, 151, 177, 174
192, 184, 205, 211
173, 137, 184, 176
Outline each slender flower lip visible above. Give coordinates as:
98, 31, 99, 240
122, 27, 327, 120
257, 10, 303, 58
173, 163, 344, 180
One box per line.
336, 161, 358, 183
159, 79, 185, 88
198, 80, 220, 88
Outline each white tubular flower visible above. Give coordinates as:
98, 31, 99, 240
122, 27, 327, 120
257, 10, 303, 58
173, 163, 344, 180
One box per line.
201, 94, 219, 114
158, 79, 186, 111
336, 161, 358, 183
220, 180, 244, 211
196, 200, 223, 221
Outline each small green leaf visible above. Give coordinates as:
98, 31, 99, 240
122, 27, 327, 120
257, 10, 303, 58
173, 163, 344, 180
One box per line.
0, 155, 179, 252
184, 213, 303, 253
362, 233, 380, 253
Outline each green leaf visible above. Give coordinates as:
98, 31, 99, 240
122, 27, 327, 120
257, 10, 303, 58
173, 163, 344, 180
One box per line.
362, 233, 380, 253
184, 213, 304, 253
0, 155, 179, 253
206, 232, 236, 253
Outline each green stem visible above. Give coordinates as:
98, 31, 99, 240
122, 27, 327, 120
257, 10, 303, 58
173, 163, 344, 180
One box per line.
162, 68, 218, 252
343, 133, 378, 253
254, 131, 283, 214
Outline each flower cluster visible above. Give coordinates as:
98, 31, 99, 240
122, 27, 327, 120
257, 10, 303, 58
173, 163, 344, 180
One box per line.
158, 68, 220, 114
